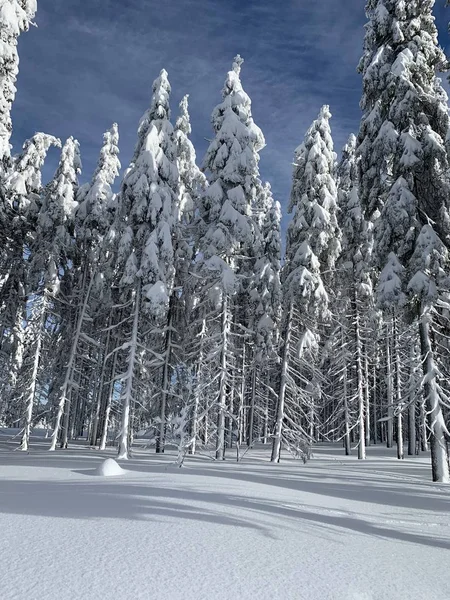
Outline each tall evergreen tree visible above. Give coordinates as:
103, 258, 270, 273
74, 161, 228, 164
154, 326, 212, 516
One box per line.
55, 124, 121, 449
272, 105, 340, 463
115, 70, 178, 459
357, 0, 450, 481
247, 184, 282, 445
194, 55, 265, 459
0, 132, 59, 427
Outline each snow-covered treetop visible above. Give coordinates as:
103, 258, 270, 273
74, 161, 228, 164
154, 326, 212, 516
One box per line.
132, 69, 172, 163
5, 132, 60, 217
76, 123, 121, 250
336, 134, 373, 299
31, 136, 81, 291
0, 0, 36, 36
357, 0, 450, 311
37, 137, 81, 238
0, 0, 37, 164
251, 188, 282, 362
174, 94, 205, 224
287, 105, 340, 281
199, 55, 265, 287
175, 94, 191, 137
358, 0, 450, 237
284, 106, 340, 323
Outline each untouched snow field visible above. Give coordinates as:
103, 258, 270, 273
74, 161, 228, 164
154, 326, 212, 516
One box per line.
0, 431, 449, 600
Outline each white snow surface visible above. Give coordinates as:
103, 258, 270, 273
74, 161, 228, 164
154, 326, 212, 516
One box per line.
0, 431, 449, 600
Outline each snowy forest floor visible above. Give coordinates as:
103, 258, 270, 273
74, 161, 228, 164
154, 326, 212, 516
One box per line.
0, 430, 449, 600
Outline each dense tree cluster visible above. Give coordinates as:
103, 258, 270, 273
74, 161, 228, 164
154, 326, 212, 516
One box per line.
1, 0, 449, 482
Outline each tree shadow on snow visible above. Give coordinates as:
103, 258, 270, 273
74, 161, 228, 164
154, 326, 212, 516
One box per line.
0, 477, 448, 550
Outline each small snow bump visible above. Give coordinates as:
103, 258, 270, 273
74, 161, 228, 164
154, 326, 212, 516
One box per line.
94, 458, 126, 477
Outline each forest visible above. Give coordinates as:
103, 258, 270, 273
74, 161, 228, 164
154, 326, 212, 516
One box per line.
1, 0, 450, 487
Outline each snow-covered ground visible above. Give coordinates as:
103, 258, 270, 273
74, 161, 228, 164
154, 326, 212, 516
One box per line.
0, 430, 449, 600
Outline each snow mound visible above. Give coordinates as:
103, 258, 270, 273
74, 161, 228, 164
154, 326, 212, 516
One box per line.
94, 458, 125, 477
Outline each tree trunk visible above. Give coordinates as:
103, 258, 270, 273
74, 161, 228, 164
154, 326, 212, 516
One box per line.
343, 358, 351, 456
418, 310, 449, 483
156, 296, 174, 454
52, 274, 93, 450
364, 351, 370, 447
407, 342, 416, 456
354, 290, 365, 460
372, 362, 378, 444
117, 283, 141, 460
99, 350, 118, 451
90, 328, 111, 446
247, 363, 256, 447
271, 302, 293, 463
393, 314, 403, 460
19, 294, 46, 451
386, 323, 394, 449
216, 294, 229, 461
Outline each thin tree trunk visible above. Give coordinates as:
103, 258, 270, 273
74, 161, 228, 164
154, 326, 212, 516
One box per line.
419, 310, 449, 483
271, 302, 293, 463
247, 363, 256, 447
90, 328, 111, 446
19, 294, 47, 451
117, 283, 141, 460
408, 342, 416, 456
343, 359, 351, 456
353, 290, 365, 460
386, 323, 394, 449
99, 350, 118, 451
364, 350, 370, 447
372, 362, 378, 444
189, 318, 206, 455
216, 294, 229, 460
51, 275, 93, 451
156, 297, 174, 454
393, 313, 403, 460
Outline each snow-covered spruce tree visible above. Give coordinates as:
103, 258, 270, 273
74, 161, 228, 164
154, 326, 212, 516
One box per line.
247, 183, 282, 446
174, 94, 206, 226
0, 133, 60, 333
332, 133, 374, 459
0, 0, 36, 172
55, 124, 121, 449
24, 136, 83, 452
194, 55, 265, 460
114, 70, 178, 459
271, 105, 340, 463
357, 0, 450, 481
7, 137, 80, 450
0, 133, 59, 420
151, 95, 206, 454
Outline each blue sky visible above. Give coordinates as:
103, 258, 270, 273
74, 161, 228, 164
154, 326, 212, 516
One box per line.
11, 0, 450, 225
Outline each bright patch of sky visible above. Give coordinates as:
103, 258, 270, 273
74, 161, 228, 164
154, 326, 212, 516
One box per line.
11, 0, 450, 230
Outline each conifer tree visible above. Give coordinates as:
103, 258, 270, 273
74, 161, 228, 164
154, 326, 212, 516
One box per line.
0, 133, 59, 390
195, 55, 265, 460
272, 106, 340, 463
115, 70, 178, 459
247, 183, 281, 445
357, 0, 450, 481
31, 137, 82, 451
56, 124, 121, 449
